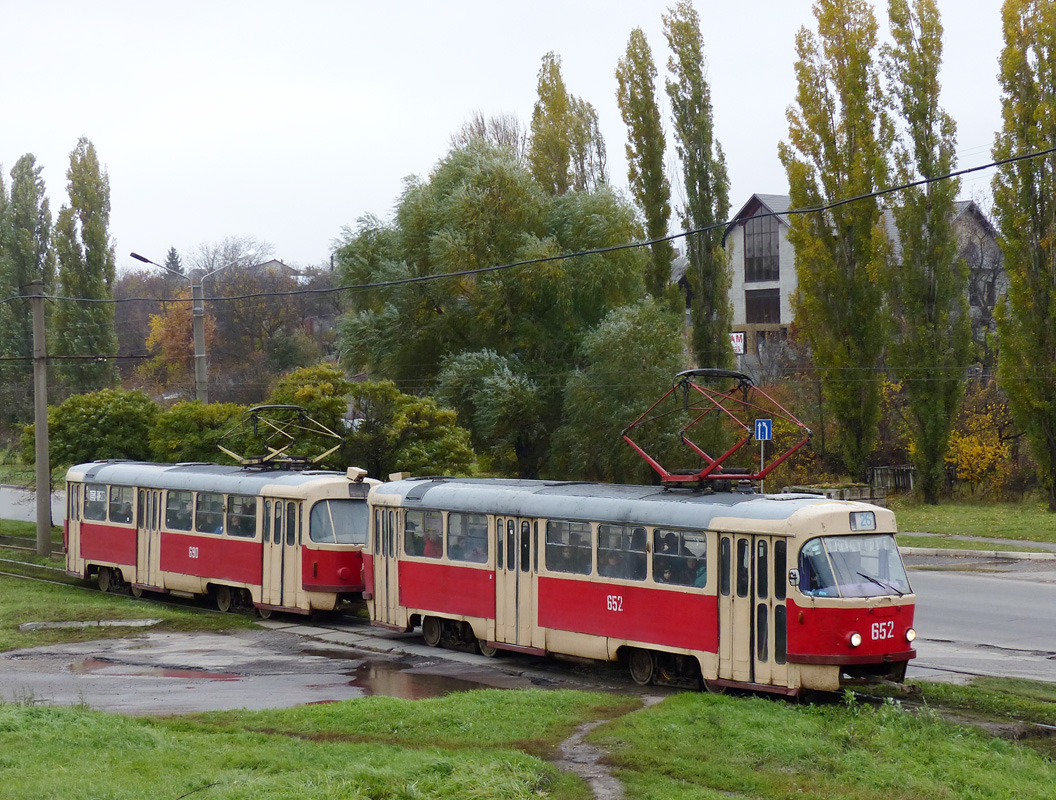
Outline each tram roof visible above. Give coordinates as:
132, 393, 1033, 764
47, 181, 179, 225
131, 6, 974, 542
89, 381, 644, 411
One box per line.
369, 477, 894, 536
66, 461, 358, 496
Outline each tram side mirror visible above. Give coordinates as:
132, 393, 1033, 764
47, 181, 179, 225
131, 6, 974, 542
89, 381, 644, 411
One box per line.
788, 568, 801, 587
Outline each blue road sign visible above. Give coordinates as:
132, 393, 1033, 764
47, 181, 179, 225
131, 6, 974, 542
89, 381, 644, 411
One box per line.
755, 419, 773, 441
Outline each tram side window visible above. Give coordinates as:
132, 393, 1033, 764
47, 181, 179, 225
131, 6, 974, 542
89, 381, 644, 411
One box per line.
405, 509, 443, 558
545, 520, 592, 575
448, 513, 488, 563
166, 491, 193, 531
195, 492, 225, 534
108, 486, 134, 523
227, 495, 257, 538
84, 484, 108, 521
597, 525, 647, 581
310, 499, 368, 544
653, 529, 707, 586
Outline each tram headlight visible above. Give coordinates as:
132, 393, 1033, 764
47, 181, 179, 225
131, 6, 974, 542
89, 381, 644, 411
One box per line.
848, 632, 863, 648
905, 628, 917, 643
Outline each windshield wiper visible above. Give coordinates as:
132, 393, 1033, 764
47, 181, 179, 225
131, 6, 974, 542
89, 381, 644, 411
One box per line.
857, 571, 904, 597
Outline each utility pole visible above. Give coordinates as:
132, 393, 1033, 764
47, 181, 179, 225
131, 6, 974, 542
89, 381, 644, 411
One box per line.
29, 280, 52, 556
191, 281, 208, 403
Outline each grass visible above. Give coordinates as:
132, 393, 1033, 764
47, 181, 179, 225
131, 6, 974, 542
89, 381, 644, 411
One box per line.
0, 691, 632, 800
4, 684, 1056, 799
591, 690, 1056, 800
895, 534, 1054, 553
891, 496, 1056, 544
0, 575, 256, 652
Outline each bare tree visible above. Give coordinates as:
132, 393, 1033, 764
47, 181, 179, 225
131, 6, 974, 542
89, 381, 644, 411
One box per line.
450, 112, 528, 163
189, 235, 273, 278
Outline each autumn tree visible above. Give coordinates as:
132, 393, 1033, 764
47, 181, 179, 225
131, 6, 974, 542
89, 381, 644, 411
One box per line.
0, 155, 54, 423
616, 27, 675, 299
528, 52, 606, 194
883, 0, 971, 503
663, 1, 732, 369
778, 0, 891, 479
136, 286, 216, 396
52, 138, 118, 395
992, 0, 1056, 510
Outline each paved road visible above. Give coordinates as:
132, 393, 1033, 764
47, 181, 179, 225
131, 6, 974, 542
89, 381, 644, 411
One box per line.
907, 566, 1056, 684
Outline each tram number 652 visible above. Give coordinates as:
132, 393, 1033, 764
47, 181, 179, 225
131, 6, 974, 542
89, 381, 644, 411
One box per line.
606, 595, 623, 612
871, 621, 894, 640
188, 546, 200, 559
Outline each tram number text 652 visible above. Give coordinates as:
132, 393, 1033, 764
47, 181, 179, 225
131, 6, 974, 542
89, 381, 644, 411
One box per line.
871, 621, 894, 640
188, 546, 200, 559
606, 595, 623, 612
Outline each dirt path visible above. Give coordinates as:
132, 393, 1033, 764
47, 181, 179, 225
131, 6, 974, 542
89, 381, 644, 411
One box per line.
552, 695, 665, 800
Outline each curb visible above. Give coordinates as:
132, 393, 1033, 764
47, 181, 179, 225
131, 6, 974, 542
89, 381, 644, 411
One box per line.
900, 546, 1056, 561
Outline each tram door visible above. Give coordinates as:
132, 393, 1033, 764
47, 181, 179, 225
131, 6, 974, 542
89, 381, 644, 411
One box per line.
262, 499, 302, 609
717, 534, 788, 686
371, 507, 402, 627
494, 517, 535, 648
66, 484, 81, 567
136, 488, 162, 588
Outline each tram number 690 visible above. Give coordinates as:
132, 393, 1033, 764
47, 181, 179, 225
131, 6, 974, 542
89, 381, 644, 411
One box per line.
871, 621, 894, 640
188, 546, 200, 559
606, 595, 623, 612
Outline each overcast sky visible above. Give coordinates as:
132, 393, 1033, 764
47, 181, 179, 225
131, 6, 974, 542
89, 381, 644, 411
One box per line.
0, 0, 1004, 273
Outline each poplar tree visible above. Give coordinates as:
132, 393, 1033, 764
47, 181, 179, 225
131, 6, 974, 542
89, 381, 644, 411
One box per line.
52, 137, 118, 394
778, 0, 890, 480
616, 27, 674, 299
528, 52, 606, 195
884, 0, 970, 504
663, 0, 732, 369
992, 0, 1056, 510
0, 155, 54, 421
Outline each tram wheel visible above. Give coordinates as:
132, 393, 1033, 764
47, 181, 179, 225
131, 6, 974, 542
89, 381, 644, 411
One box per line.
477, 639, 499, 658
97, 567, 112, 593
131, 585, 144, 599
701, 679, 727, 695
422, 616, 443, 647
628, 649, 656, 685
257, 606, 272, 620
215, 586, 233, 613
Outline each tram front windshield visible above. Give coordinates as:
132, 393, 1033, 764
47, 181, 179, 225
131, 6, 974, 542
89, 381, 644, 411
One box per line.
798, 534, 911, 598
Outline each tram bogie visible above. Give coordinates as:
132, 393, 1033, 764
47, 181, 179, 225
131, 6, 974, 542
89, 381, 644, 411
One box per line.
65, 461, 379, 616
365, 477, 916, 696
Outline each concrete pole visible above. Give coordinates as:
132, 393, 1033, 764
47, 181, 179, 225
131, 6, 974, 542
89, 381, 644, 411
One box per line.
191, 281, 208, 403
29, 280, 52, 556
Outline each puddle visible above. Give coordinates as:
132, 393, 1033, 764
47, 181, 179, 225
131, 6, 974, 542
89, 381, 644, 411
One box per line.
69, 658, 242, 681
349, 661, 488, 699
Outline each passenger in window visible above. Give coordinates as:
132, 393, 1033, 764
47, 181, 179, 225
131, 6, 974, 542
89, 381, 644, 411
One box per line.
657, 565, 675, 583
424, 533, 442, 558
600, 550, 624, 579
659, 532, 678, 555
449, 535, 466, 561
117, 503, 132, 524
687, 557, 707, 587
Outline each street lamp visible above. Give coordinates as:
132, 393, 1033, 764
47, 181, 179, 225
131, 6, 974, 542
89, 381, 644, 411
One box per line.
131, 251, 240, 404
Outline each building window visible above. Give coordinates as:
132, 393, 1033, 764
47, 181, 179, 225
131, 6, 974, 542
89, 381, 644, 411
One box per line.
745, 288, 780, 324
744, 211, 779, 282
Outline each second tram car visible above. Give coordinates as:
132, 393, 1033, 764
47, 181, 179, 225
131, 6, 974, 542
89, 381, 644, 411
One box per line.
65, 461, 379, 615
365, 477, 916, 694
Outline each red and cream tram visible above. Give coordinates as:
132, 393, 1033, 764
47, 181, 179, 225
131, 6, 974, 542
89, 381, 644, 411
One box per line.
365, 477, 916, 694
65, 461, 379, 615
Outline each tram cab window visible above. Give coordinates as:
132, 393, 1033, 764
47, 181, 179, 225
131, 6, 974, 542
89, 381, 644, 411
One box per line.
227, 495, 257, 538
84, 484, 108, 521
798, 534, 911, 598
545, 520, 592, 575
448, 513, 488, 563
597, 524, 646, 581
166, 491, 193, 530
653, 529, 707, 587
196, 492, 225, 534
405, 510, 443, 558
108, 486, 134, 524
310, 499, 368, 544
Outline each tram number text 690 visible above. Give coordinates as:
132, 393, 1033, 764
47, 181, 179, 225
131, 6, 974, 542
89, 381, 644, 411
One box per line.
606, 595, 623, 612
871, 621, 894, 640
188, 546, 200, 559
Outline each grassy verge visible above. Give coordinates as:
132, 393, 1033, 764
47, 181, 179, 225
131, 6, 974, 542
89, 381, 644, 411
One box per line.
1, 691, 633, 800
891, 497, 1056, 543
896, 534, 1054, 553
0, 575, 255, 652
592, 689, 1056, 800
